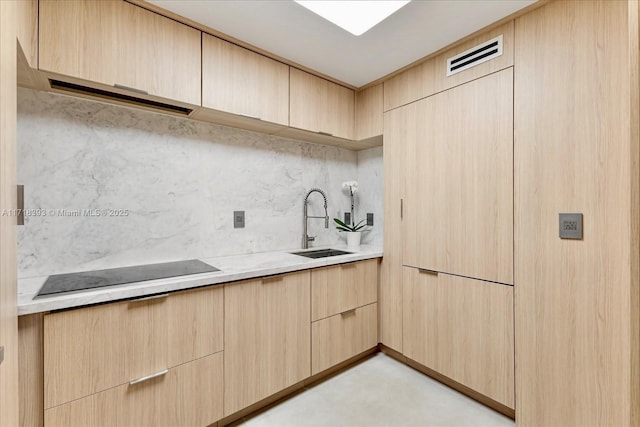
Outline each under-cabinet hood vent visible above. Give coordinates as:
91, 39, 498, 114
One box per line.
446, 35, 503, 77
48, 80, 193, 116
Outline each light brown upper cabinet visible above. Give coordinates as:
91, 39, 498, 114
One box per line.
403, 68, 513, 285
289, 68, 355, 140
224, 271, 311, 416
16, 0, 37, 68
432, 21, 513, 93
202, 34, 289, 126
38, 0, 201, 106
355, 84, 383, 141
383, 21, 513, 112
402, 267, 514, 409
383, 60, 436, 112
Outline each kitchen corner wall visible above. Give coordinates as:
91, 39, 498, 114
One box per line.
16, 88, 383, 278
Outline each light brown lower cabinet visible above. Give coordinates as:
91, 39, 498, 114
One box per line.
44, 286, 223, 409
224, 271, 311, 416
402, 267, 514, 408
311, 303, 378, 375
311, 259, 378, 321
44, 352, 223, 427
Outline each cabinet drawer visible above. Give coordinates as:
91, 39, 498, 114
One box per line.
312, 303, 377, 375
402, 267, 514, 408
44, 295, 168, 409
311, 259, 378, 321
44, 286, 223, 408
44, 352, 223, 427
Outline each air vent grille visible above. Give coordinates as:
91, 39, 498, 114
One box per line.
446, 35, 503, 77
49, 80, 193, 116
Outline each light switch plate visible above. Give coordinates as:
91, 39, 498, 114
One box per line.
344, 212, 351, 225
559, 213, 583, 239
234, 211, 245, 228
366, 213, 374, 226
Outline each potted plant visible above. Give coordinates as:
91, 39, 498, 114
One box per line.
333, 217, 367, 248
334, 181, 367, 248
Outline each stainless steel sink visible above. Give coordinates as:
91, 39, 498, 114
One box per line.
291, 249, 353, 259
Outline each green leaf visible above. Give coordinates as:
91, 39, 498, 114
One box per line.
334, 217, 368, 232
333, 218, 350, 228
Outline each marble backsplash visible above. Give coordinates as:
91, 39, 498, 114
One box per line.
17, 88, 383, 278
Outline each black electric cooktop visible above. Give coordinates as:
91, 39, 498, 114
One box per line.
36, 259, 220, 298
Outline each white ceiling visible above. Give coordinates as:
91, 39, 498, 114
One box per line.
148, 0, 537, 87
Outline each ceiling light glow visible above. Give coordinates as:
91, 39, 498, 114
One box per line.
294, 0, 411, 36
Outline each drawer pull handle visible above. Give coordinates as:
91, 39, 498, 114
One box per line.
129, 369, 168, 386
114, 83, 149, 95
262, 274, 285, 283
340, 308, 356, 316
129, 293, 169, 303
239, 113, 261, 121
317, 131, 333, 137
418, 268, 438, 276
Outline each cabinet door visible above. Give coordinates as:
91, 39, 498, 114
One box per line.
39, 0, 201, 105
383, 59, 436, 112
355, 84, 383, 140
290, 68, 354, 139
224, 271, 311, 416
404, 68, 513, 285
402, 267, 514, 408
311, 259, 377, 321
311, 303, 377, 375
167, 286, 223, 367
433, 22, 514, 94
202, 34, 289, 126
380, 103, 419, 352
44, 296, 168, 409
16, 0, 37, 67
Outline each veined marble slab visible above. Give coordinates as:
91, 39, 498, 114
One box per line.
18, 245, 382, 315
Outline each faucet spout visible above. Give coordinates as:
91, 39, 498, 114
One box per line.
303, 188, 329, 249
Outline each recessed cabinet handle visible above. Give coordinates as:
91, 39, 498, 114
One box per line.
129, 369, 168, 386
262, 274, 285, 284
114, 83, 149, 95
418, 268, 438, 276
317, 131, 333, 137
128, 293, 169, 303
340, 262, 357, 269
400, 199, 403, 220
340, 308, 356, 316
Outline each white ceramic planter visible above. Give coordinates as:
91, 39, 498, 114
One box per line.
347, 231, 362, 249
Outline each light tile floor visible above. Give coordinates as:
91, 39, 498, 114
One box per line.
237, 353, 515, 427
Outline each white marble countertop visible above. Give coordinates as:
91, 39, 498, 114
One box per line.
17, 245, 383, 315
